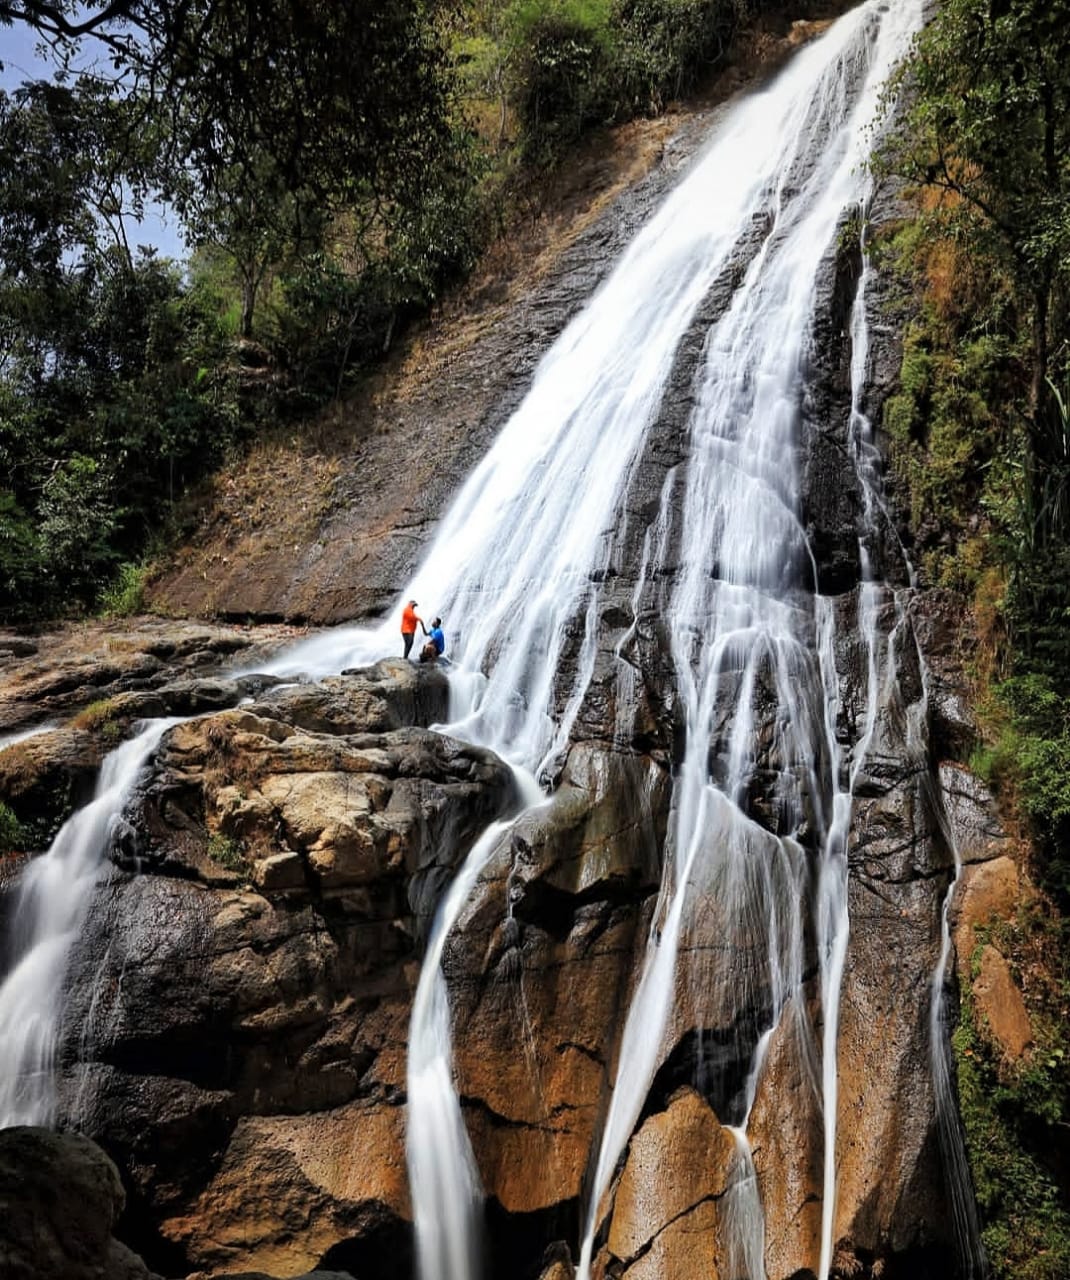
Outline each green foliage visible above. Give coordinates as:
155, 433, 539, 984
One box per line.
206, 832, 248, 873
886, 0, 1070, 530
0, 83, 246, 621
0, 0, 765, 624
972, 675, 1070, 901
954, 930, 1070, 1280
612, 0, 742, 117
458, 0, 753, 164
0, 801, 23, 853
99, 561, 148, 618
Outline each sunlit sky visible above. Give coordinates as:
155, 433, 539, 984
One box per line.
0, 19, 188, 261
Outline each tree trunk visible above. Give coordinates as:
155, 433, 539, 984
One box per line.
240, 273, 257, 339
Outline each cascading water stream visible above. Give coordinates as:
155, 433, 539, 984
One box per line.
0, 8, 973, 1280
408, 813, 524, 1280
575, 6, 924, 1276
0, 718, 182, 1128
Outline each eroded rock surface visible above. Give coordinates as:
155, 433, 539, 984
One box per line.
0, 620, 304, 844
0, 1126, 160, 1280
54, 661, 515, 1276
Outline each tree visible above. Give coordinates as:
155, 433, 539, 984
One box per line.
893, 0, 1070, 503
0, 2, 462, 211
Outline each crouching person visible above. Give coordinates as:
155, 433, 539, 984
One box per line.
419, 616, 446, 663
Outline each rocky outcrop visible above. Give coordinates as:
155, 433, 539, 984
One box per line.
600, 1088, 736, 1279
0, 1126, 160, 1280
0, 620, 304, 844
55, 661, 515, 1277
0, 620, 302, 735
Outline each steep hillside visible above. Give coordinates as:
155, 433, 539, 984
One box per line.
147, 20, 833, 626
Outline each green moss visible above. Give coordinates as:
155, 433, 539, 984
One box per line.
955, 975, 1070, 1280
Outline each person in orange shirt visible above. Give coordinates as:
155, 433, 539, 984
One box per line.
401, 599, 426, 659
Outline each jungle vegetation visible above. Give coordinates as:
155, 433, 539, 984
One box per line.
0, 0, 764, 618
880, 2, 1070, 1275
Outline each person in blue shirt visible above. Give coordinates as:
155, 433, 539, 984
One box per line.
420, 617, 446, 663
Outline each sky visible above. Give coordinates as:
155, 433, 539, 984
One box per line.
0, 19, 188, 261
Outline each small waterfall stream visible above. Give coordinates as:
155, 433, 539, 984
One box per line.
0, 2, 992, 1277
0, 719, 182, 1127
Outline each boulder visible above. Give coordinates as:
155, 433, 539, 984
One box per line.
952, 856, 1022, 980
0, 1126, 159, 1280
973, 944, 1033, 1061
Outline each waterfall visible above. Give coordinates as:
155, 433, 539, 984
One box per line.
575, 5, 924, 1275
247, 4, 930, 1277
0, 718, 181, 1128
0, 4, 978, 1279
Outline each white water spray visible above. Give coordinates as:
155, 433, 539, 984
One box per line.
575, 6, 924, 1276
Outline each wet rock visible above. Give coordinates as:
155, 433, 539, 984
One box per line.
973, 944, 1033, 1061
616, 1201, 721, 1280
206, 1273, 353, 1280
605, 1087, 734, 1267
939, 763, 1014, 865
154, 674, 285, 715
0, 1127, 160, 1280
206, 1273, 354, 1280
749, 1002, 824, 1277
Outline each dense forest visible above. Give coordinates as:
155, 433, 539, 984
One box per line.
0, 0, 763, 620
0, 3, 1069, 1275
876, 3, 1070, 1275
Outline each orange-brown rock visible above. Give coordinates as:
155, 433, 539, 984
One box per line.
952, 856, 1021, 981
605, 1087, 734, 1269
973, 944, 1033, 1061
161, 1104, 409, 1276
749, 1002, 824, 1277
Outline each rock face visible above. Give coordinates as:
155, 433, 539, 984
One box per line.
1, 24, 1009, 1280
54, 661, 516, 1277
0, 1126, 159, 1280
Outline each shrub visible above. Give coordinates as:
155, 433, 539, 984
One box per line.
206, 832, 248, 873
0, 801, 23, 852
99, 562, 148, 618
